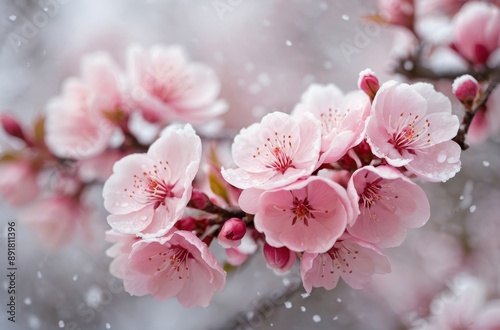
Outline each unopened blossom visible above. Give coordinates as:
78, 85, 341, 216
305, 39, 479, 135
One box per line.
0, 160, 39, 206
0, 113, 25, 141
127, 44, 227, 123
239, 176, 354, 253
103, 124, 201, 237
292, 84, 370, 164
347, 166, 430, 248
18, 196, 87, 250
217, 218, 246, 248
365, 81, 461, 182
124, 231, 226, 307
263, 243, 296, 273
45, 52, 124, 159
221, 111, 322, 190
358, 69, 380, 100
300, 234, 391, 293
452, 74, 480, 107
452, 2, 500, 65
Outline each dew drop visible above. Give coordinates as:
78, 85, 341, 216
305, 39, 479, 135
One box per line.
284, 301, 292, 309
437, 152, 446, 163
28, 315, 40, 329
286, 40, 292, 46
139, 215, 148, 221
313, 315, 321, 323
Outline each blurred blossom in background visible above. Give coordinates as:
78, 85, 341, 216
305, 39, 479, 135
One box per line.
1, 0, 500, 329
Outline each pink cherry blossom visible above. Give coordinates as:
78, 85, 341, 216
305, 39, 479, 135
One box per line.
365, 81, 461, 182
127, 44, 227, 123
103, 124, 201, 237
378, 0, 414, 29
105, 229, 139, 279
467, 87, 500, 144
263, 243, 296, 273
239, 176, 354, 253
292, 84, 370, 164
45, 52, 124, 159
452, 2, 500, 65
18, 196, 87, 250
0, 160, 39, 206
300, 234, 391, 293
347, 165, 430, 248
221, 111, 322, 190
123, 230, 226, 307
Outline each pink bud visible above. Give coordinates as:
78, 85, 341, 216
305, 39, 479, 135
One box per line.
263, 243, 296, 273
189, 189, 210, 210
358, 69, 380, 100
1, 113, 25, 140
218, 218, 246, 248
452, 74, 479, 108
175, 216, 196, 231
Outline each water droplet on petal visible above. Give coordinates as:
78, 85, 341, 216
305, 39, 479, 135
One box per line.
437, 152, 447, 163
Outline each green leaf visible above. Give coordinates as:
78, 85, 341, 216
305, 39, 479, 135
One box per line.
209, 171, 230, 204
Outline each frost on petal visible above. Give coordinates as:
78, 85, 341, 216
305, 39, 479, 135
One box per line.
124, 231, 225, 307
347, 166, 430, 248
222, 111, 321, 190
301, 234, 390, 293
254, 177, 350, 253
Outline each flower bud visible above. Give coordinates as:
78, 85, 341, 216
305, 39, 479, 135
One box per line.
452, 74, 480, 108
263, 243, 296, 273
175, 216, 196, 231
189, 189, 210, 210
358, 69, 380, 100
218, 218, 246, 248
1, 113, 25, 140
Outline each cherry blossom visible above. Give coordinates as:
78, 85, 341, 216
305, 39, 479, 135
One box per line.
103, 124, 201, 237
18, 196, 88, 250
300, 234, 391, 293
468, 87, 500, 144
221, 111, 322, 190
347, 166, 430, 248
127, 44, 227, 123
378, 0, 414, 29
0, 160, 39, 206
365, 81, 461, 182
239, 176, 354, 253
452, 1, 500, 65
105, 229, 139, 279
292, 84, 371, 164
123, 230, 226, 307
45, 52, 124, 159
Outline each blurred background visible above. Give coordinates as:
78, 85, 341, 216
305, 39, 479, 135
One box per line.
1, 0, 499, 329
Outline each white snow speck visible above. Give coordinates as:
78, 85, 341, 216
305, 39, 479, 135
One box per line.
300, 306, 306, 312
37, 271, 42, 279
59, 320, 65, 328
282, 278, 291, 287
483, 160, 490, 167
28, 315, 40, 329
337, 298, 342, 303
342, 14, 350, 20
24, 297, 32, 305
469, 205, 476, 213
73, 274, 78, 281
313, 315, 321, 323
301, 292, 310, 299
333, 315, 339, 321
106, 323, 111, 329
286, 40, 292, 46
284, 301, 292, 309
86, 286, 103, 308
9, 15, 17, 21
